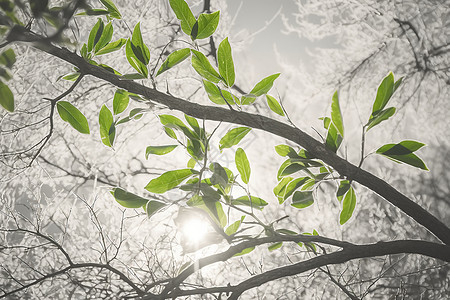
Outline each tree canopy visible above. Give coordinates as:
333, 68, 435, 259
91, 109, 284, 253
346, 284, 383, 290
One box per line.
1, 0, 449, 299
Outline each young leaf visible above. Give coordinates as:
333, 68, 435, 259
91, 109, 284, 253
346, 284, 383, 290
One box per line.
241, 73, 280, 105
231, 196, 268, 210
225, 216, 245, 236
366, 107, 396, 131
159, 114, 198, 140
196, 11, 220, 39
203, 80, 225, 104
145, 169, 195, 194
325, 123, 342, 153
274, 145, 298, 158
99, 104, 114, 147
96, 38, 126, 55
283, 177, 310, 201
330, 91, 344, 137
291, 191, 314, 209
339, 187, 356, 225
130, 22, 150, 65
336, 180, 350, 202
0, 48, 16, 68
145, 145, 178, 158
113, 89, 129, 115
112, 187, 149, 208
191, 49, 221, 83
371, 72, 395, 115
100, 0, 122, 19
235, 148, 251, 184
94, 22, 113, 53
219, 127, 251, 150
87, 19, 104, 53
376, 141, 428, 170
144, 200, 167, 218
56, 101, 90, 134
169, 0, 196, 36
266, 95, 285, 116
0, 81, 14, 112
184, 114, 200, 135
273, 177, 293, 204
156, 48, 190, 76
233, 246, 255, 257
126, 39, 148, 77
217, 37, 235, 87
61, 73, 80, 81
268, 242, 283, 251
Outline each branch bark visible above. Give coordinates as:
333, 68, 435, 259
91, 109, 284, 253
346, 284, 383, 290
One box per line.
7, 26, 450, 245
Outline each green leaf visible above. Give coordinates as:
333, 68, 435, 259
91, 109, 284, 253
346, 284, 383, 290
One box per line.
283, 177, 310, 202
209, 162, 228, 188
145, 145, 178, 158
113, 89, 129, 115
87, 19, 104, 53
232, 196, 267, 210
242, 73, 280, 105
336, 180, 350, 202
164, 126, 177, 139
276, 228, 298, 235
274, 145, 298, 158
219, 127, 251, 150
96, 38, 126, 55
376, 141, 428, 170
184, 114, 200, 135
156, 48, 190, 76
56, 101, 90, 134
196, 11, 220, 39
99, 104, 114, 147
100, 0, 121, 19
61, 73, 80, 81
143, 200, 167, 218
233, 246, 255, 257
130, 22, 150, 65
203, 80, 225, 104
291, 191, 314, 209
159, 114, 198, 140
0, 67, 12, 81
112, 187, 149, 208
273, 177, 293, 204
217, 37, 235, 87
187, 195, 227, 228
325, 122, 342, 153
77, 8, 110, 16
371, 72, 395, 115
0, 80, 14, 112
94, 22, 113, 53
225, 216, 245, 236
191, 49, 221, 83
330, 91, 344, 137
126, 39, 148, 77
145, 169, 195, 194
190, 20, 198, 39
366, 107, 396, 131
339, 187, 356, 225
235, 148, 250, 184
169, 0, 196, 36
0, 48, 15, 68
268, 242, 283, 251
266, 95, 284, 116
187, 158, 196, 168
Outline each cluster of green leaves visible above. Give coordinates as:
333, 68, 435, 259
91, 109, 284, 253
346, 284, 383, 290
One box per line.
0, 48, 15, 112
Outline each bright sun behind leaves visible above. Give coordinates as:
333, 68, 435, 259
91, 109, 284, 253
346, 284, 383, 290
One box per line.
180, 218, 209, 244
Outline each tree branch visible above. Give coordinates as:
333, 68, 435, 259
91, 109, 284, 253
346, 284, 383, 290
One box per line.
7, 26, 450, 245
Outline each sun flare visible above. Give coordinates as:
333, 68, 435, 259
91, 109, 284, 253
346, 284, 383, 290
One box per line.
181, 218, 209, 244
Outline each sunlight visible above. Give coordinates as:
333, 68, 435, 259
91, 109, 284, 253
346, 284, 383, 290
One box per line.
180, 218, 209, 244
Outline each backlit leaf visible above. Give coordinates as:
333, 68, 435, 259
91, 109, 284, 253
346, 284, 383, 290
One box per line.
56, 101, 90, 134
266, 94, 284, 116
217, 37, 235, 87
219, 127, 251, 150
0, 80, 14, 112
241, 73, 280, 105
169, 0, 196, 36
331, 91, 344, 137
99, 104, 114, 147
100, 0, 121, 19
366, 107, 396, 131
94, 22, 113, 53
339, 187, 356, 225
96, 38, 126, 55
87, 19, 104, 53
112, 187, 149, 208
145, 169, 195, 194
113, 89, 129, 115
191, 49, 221, 83
376, 141, 428, 170
371, 72, 394, 115
145, 145, 178, 158
156, 48, 190, 76
232, 196, 268, 210
235, 148, 250, 184
196, 11, 220, 39
0, 48, 15, 68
